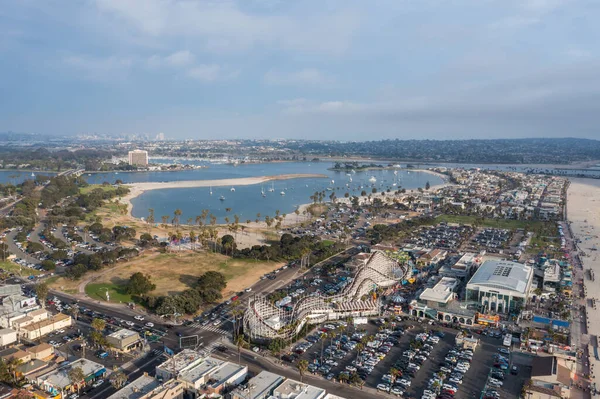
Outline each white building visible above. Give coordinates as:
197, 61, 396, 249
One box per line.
272, 379, 327, 399
231, 371, 285, 399
0, 328, 17, 346
419, 277, 459, 307
466, 259, 533, 313
128, 149, 149, 166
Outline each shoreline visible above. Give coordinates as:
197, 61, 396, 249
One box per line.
119, 173, 328, 217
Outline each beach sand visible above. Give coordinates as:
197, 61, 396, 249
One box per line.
567, 178, 600, 386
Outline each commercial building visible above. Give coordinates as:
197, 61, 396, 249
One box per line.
272, 379, 327, 399
155, 349, 204, 381
230, 371, 285, 399
36, 358, 106, 396
107, 373, 161, 399
20, 313, 72, 340
203, 361, 247, 395
524, 355, 574, 399
106, 329, 142, 353
419, 277, 458, 307
128, 150, 149, 166
466, 259, 533, 314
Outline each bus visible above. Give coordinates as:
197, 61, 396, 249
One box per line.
503, 334, 512, 347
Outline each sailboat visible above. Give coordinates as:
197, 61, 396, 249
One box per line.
261, 186, 266, 197
209, 186, 213, 195
31, 172, 35, 177
230, 187, 236, 192
280, 191, 286, 195
219, 195, 225, 201
369, 176, 377, 183
268, 182, 275, 192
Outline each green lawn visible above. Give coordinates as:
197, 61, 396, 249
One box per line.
85, 282, 133, 304
79, 184, 120, 195
0, 261, 42, 277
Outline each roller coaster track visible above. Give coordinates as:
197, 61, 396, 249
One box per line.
244, 251, 408, 340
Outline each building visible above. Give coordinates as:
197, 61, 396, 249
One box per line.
230, 371, 285, 399
203, 361, 247, 395
178, 357, 224, 390
107, 373, 161, 399
27, 343, 54, 360
272, 379, 327, 399
106, 329, 142, 353
419, 277, 458, 307
155, 349, 204, 381
128, 150, 149, 166
525, 355, 574, 399
0, 329, 17, 346
36, 358, 106, 396
20, 313, 72, 340
466, 259, 533, 314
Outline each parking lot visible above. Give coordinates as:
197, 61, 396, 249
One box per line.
282, 319, 531, 399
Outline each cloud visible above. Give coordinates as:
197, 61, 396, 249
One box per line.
62, 54, 133, 80
277, 63, 600, 138
186, 64, 239, 82
92, 0, 360, 55
148, 50, 194, 68
264, 68, 333, 86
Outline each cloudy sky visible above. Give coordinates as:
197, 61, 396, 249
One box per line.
1, 0, 598, 140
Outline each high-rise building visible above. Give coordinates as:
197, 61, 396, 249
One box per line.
156, 132, 165, 141
128, 149, 148, 166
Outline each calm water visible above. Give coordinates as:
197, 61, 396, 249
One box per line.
84, 162, 443, 223
0, 171, 56, 185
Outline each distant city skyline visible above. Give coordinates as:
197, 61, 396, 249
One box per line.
1, 0, 598, 140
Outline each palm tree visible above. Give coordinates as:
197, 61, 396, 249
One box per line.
390, 367, 402, 385
147, 209, 155, 232
297, 359, 309, 382
35, 283, 49, 309
68, 367, 86, 393
109, 370, 127, 389
234, 335, 248, 365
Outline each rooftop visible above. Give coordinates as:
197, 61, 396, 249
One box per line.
467, 260, 532, 294
208, 362, 246, 388
272, 379, 326, 399
232, 371, 284, 399
178, 357, 224, 385
106, 374, 161, 399
38, 358, 105, 389
156, 349, 204, 376
419, 277, 457, 304
22, 313, 71, 332
108, 328, 139, 340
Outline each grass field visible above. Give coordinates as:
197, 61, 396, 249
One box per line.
85, 282, 133, 304
79, 184, 122, 195
51, 250, 282, 303
0, 261, 42, 277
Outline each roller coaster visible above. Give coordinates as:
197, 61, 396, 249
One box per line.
243, 251, 409, 341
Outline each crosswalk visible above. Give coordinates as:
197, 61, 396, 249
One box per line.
189, 322, 230, 335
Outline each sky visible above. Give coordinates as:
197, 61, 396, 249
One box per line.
0, 0, 599, 140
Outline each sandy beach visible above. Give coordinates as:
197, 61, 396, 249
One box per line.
567, 178, 600, 389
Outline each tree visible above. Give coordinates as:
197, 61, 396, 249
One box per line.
147, 208, 155, 232
220, 234, 236, 256
234, 335, 248, 365
0, 243, 9, 262
425, 181, 431, 190
173, 209, 182, 227
91, 317, 106, 332
35, 283, 49, 309
297, 359, 309, 382
67, 367, 86, 393
40, 259, 56, 271
109, 370, 127, 389
126, 272, 156, 295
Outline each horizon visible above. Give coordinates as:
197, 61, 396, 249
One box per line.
1, 1, 599, 140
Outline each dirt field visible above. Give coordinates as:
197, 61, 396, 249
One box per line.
50, 250, 283, 299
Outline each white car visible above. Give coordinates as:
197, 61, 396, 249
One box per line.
134, 315, 144, 321
92, 379, 104, 388
398, 379, 411, 387
244, 288, 252, 292
145, 322, 154, 328
377, 384, 390, 392
125, 321, 135, 326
